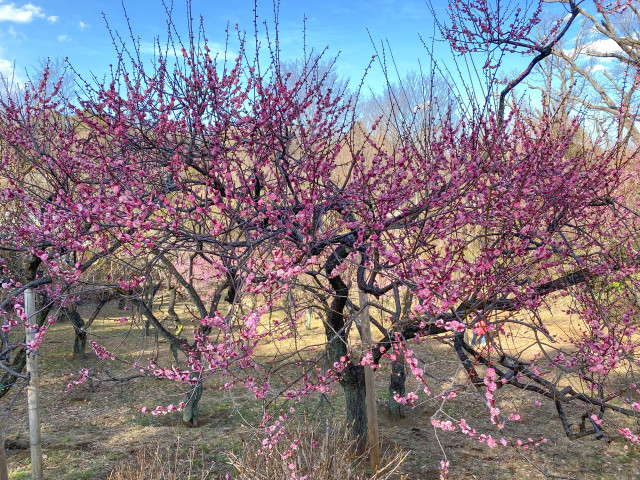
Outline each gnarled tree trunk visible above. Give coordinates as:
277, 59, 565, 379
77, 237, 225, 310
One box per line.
324, 246, 367, 451
182, 378, 203, 427
63, 298, 107, 359
63, 306, 86, 359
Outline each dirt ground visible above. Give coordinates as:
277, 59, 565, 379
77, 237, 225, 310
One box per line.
4, 300, 640, 479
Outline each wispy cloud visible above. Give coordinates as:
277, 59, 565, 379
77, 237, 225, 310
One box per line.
0, 1, 56, 24
78, 20, 87, 31
3, 22, 27, 41
138, 41, 174, 57
57, 34, 70, 42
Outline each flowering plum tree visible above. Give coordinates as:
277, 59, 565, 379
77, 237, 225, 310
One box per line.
0, 2, 639, 475
0, 68, 159, 397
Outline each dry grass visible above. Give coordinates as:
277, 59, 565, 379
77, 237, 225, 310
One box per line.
105, 420, 407, 480
4, 298, 640, 479
107, 438, 215, 480
228, 418, 407, 480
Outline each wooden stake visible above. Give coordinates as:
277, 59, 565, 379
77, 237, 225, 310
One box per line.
0, 429, 8, 480
24, 288, 43, 480
359, 287, 380, 473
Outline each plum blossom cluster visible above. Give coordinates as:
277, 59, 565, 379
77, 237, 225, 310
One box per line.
25, 319, 55, 351
483, 368, 503, 428
619, 428, 639, 443
439, 460, 449, 480
90, 341, 117, 361
149, 365, 197, 384
66, 368, 90, 390
431, 415, 549, 451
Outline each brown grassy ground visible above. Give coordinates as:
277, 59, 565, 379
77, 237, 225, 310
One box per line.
4, 299, 640, 479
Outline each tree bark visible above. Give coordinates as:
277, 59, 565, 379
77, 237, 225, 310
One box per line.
182, 379, 203, 427
324, 246, 367, 450
167, 286, 178, 322
63, 307, 87, 359
388, 360, 406, 419
0, 350, 26, 399
73, 331, 87, 359
342, 365, 367, 450
143, 279, 162, 336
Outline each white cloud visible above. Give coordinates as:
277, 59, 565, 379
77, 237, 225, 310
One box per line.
0, 56, 14, 76
563, 38, 623, 60
588, 64, 607, 74
78, 20, 87, 31
583, 38, 623, 56
0, 1, 56, 24
0, 47, 23, 86
57, 34, 69, 42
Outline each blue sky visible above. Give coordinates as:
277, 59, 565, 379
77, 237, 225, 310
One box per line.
0, 0, 481, 95
0, 0, 582, 102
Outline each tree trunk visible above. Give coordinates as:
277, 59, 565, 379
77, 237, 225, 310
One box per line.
388, 360, 406, 419
342, 365, 367, 450
73, 331, 87, 359
324, 246, 368, 450
0, 350, 26, 399
141, 278, 162, 336
138, 301, 199, 425
182, 380, 203, 427
63, 307, 87, 359
144, 320, 151, 336
167, 286, 178, 321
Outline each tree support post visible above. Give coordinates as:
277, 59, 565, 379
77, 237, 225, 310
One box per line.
24, 288, 43, 480
359, 288, 380, 473
0, 429, 8, 480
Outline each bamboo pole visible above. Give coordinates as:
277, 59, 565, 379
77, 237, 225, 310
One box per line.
0, 430, 8, 480
359, 288, 380, 473
24, 288, 43, 480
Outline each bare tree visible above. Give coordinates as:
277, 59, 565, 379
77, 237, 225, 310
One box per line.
530, 3, 640, 145
359, 70, 458, 149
